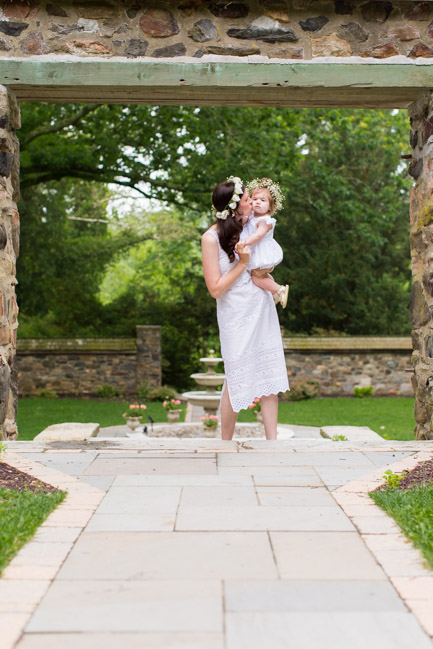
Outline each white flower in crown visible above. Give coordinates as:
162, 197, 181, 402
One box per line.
246, 177, 284, 212
213, 176, 244, 219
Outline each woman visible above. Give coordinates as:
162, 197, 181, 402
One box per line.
202, 176, 289, 440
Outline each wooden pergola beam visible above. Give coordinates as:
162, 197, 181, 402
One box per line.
1, 58, 433, 107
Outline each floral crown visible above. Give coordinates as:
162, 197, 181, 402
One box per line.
213, 176, 244, 220
247, 177, 284, 212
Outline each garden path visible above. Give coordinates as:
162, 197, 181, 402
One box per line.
1, 431, 433, 649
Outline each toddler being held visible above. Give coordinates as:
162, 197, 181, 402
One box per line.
243, 178, 289, 307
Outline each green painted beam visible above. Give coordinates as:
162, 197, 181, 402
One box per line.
1, 58, 433, 89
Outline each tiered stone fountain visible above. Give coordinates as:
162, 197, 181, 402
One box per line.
182, 350, 224, 417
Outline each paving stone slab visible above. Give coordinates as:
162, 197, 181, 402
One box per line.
0, 613, 30, 649
32, 527, 82, 544
0, 580, 50, 613
114, 475, 254, 487
270, 532, 386, 580
363, 451, 415, 466
256, 486, 338, 507
57, 531, 277, 581
225, 611, 433, 649
85, 513, 177, 532
180, 486, 258, 507
219, 466, 323, 486
78, 476, 114, 491
176, 505, 354, 532
8, 542, 74, 568
16, 633, 224, 649
18, 453, 96, 475
83, 457, 217, 476
26, 580, 223, 633
218, 451, 374, 467
315, 466, 380, 486
225, 579, 406, 612
96, 486, 181, 514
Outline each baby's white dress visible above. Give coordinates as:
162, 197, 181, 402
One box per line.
202, 227, 289, 412
248, 215, 283, 270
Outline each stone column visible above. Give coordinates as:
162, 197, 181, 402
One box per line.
135, 325, 161, 389
408, 92, 433, 440
0, 85, 20, 440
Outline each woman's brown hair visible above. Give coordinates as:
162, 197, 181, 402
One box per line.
212, 181, 245, 262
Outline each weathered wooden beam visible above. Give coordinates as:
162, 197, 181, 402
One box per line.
7, 84, 426, 109
1, 58, 432, 107
1, 57, 433, 88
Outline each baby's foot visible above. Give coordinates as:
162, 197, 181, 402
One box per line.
274, 284, 289, 308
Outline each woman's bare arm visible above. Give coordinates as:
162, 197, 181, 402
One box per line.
202, 234, 250, 299
242, 220, 272, 247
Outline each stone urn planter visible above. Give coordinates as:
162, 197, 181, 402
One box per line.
167, 409, 181, 422
123, 415, 143, 437
202, 424, 218, 437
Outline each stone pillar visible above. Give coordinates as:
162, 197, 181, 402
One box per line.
0, 85, 20, 440
135, 325, 161, 389
408, 92, 433, 440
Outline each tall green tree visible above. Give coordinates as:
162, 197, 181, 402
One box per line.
17, 102, 413, 386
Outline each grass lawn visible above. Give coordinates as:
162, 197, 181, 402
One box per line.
16, 396, 415, 441
0, 487, 66, 575
238, 397, 415, 441
16, 398, 187, 441
370, 485, 433, 570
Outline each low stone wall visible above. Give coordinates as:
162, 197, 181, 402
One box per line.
17, 325, 161, 396
283, 336, 413, 397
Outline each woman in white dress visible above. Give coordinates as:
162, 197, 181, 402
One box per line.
201, 176, 289, 440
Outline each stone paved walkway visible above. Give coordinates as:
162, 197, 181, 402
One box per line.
2, 429, 433, 649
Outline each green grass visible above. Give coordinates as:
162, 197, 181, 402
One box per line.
16, 396, 414, 441
370, 485, 433, 569
0, 486, 66, 575
16, 398, 186, 440
238, 397, 415, 441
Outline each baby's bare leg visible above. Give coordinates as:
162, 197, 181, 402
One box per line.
252, 273, 281, 294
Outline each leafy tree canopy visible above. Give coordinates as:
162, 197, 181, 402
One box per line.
17, 103, 412, 386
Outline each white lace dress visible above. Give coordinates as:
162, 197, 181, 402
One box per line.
203, 227, 289, 413
248, 215, 283, 270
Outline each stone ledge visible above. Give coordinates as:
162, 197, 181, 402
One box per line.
34, 422, 100, 441
283, 336, 412, 351
17, 338, 136, 352
320, 425, 386, 443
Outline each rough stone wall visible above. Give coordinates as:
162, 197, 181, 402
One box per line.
136, 325, 161, 390
285, 349, 413, 396
0, 1, 433, 61
0, 84, 19, 440
408, 91, 433, 439
17, 326, 162, 397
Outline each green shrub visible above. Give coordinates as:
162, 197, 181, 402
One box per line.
286, 380, 320, 401
95, 384, 123, 399
147, 385, 178, 401
137, 381, 152, 400
354, 386, 374, 398
36, 389, 58, 399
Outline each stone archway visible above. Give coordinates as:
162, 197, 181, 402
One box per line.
1, 0, 433, 439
